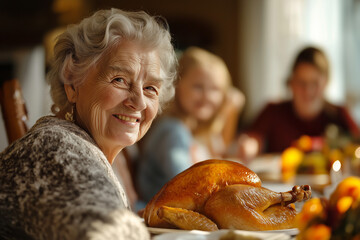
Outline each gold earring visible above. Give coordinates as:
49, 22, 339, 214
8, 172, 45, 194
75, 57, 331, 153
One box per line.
65, 104, 74, 122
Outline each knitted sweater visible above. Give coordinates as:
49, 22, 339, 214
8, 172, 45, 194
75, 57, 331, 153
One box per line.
0, 116, 149, 240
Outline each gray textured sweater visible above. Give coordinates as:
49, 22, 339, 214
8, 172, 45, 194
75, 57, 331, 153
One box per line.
0, 116, 149, 240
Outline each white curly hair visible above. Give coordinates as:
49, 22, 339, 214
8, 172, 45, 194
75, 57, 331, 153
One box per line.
47, 8, 177, 114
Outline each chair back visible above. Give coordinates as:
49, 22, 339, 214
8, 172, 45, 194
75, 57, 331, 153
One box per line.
0, 77, 28, 144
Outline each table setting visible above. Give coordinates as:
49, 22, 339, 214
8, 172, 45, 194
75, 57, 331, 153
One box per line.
143, 133, 360, 240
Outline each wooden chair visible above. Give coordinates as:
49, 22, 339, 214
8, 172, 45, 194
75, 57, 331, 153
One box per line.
0, 76, 29, 145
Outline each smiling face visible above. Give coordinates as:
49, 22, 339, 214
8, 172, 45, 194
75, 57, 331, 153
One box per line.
65, 41, 162, 162
177, 64, 226, 122
289, 62, 327, 120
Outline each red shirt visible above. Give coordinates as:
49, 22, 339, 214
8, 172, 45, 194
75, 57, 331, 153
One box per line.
247, 101, 360, 153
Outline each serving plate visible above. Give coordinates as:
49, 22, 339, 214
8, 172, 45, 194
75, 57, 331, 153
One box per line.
151, 229, 294, 240
254, 228, 299, 235
148, 227, 298, 235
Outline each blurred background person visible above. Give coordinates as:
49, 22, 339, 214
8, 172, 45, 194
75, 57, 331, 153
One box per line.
237, 46, 360, 161
136, 46, 244, 205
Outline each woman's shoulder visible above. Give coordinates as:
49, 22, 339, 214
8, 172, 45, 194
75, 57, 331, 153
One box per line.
323, 101, 347, 113
31, 116, 94, 142
0, 116, 100, 169
323, 101, 357, 123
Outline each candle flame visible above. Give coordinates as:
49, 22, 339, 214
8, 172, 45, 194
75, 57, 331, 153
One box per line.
355, 146, 360, 159
332, 160, 341, 172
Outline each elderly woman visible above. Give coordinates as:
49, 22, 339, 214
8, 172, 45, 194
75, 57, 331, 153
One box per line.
0, 8, 177, 240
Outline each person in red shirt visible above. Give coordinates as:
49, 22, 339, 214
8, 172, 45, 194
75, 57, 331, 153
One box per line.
238, 46, 360, 159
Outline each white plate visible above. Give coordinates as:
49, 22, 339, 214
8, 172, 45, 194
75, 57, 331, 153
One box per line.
254, 228, 299, 235
152, 229, 292, 240
148, 227, 298, 235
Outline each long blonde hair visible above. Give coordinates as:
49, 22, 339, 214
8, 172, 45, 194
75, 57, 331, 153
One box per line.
168, 46, 232, 136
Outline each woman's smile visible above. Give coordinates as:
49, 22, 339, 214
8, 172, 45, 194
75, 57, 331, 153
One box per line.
113, 114, 140, 123
113, 114, 140, 125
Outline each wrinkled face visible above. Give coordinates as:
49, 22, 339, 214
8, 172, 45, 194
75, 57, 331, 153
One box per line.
69, 41, 162, 158
289, 62, 327, 118
177, 65, 226, 122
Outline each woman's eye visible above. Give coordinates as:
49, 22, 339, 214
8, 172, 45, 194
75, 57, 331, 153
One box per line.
113, 77, 125, 83
145, 86, 159, 95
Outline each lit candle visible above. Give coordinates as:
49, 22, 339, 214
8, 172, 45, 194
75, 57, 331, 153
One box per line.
331, 160, 342, 186
355, 146, 360, 158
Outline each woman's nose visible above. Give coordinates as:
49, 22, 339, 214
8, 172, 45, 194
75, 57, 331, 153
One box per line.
124, 88, 146, 111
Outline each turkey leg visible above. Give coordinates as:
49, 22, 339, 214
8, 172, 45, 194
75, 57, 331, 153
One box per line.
280, 185, 311, 206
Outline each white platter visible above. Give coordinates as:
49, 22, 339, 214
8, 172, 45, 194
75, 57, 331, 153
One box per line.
151, 229, 295, 240
254, 228, 299, 235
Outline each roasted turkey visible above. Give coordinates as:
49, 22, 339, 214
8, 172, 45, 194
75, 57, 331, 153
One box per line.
143, 159, 311, 231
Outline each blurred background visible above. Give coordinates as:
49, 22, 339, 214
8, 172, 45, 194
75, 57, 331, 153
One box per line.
1, 0, 360, 151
